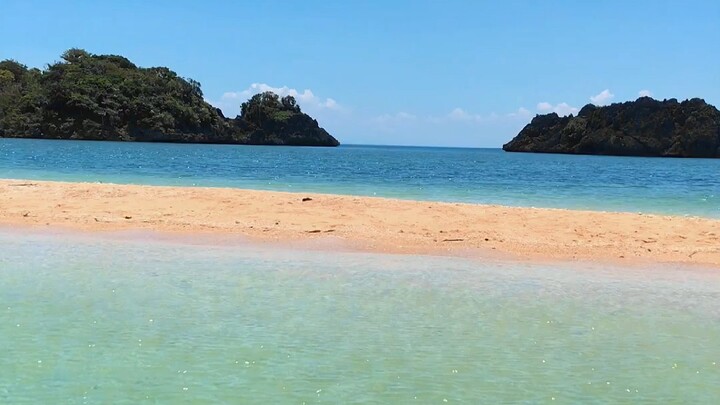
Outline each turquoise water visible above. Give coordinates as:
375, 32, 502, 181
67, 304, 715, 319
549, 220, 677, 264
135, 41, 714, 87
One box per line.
1, 138, 719, 217
1, 230, 719, 403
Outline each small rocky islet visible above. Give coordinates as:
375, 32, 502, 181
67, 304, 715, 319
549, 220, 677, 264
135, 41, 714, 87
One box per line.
503, 97, 720, 158
0, 49, 339, 147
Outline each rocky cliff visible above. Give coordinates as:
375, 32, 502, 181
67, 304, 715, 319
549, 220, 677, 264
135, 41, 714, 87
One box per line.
503, 97, 720, 157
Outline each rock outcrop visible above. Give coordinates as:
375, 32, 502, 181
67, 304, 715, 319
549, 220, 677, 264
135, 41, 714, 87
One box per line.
503, 97, 720, 157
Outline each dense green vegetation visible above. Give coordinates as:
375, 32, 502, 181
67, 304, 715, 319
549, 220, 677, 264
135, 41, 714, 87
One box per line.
0, 49, 339, 146
503, 97, 720, 158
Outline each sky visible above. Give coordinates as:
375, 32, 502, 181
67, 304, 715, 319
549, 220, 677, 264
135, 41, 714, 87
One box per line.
2, 0, 719, 147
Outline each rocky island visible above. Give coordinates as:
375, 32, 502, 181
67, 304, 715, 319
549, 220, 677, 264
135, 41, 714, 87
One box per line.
503, 97, 720, 158
0, 49, 339, 146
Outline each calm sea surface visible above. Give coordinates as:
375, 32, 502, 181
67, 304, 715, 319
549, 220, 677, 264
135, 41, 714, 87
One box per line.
1, 230, 719, 403
1, 138, 718, 217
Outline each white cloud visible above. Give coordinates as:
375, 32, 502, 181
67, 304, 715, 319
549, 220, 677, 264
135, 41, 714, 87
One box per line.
506, 107, 532, 119
208, 83, 341, 116
537, 102, 553, 113
358, 105, 542, 146
436, 108, 499, 123
536, 102, 579, 116
372, 111, 417, 124
448, 107, 471, 121
384, 106, 529, 128
590, 89, 614, 105
376, 106, 512, 128
638, 89, 653, 97
553, 102, 580, 116
369, 111, 419, 134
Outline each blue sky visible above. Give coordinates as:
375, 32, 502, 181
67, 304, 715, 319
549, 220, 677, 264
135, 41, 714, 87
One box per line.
2, 0, 718, 147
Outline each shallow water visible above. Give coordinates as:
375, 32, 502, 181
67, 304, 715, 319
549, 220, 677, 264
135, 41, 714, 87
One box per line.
1, 230, 718, 403
1, 138, 719, 217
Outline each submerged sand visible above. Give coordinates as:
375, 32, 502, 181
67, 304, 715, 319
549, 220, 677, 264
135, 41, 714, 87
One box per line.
1, 179, 718, 267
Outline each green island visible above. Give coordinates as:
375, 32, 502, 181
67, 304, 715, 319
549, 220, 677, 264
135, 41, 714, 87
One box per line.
0, 49, 339, 146
503, 97, 720, 158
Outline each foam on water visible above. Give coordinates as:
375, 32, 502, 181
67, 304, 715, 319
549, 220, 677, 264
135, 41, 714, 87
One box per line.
1, 230, 719, 403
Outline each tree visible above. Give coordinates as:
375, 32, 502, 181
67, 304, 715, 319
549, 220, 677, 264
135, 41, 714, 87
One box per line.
186, 78, 203, 97
0, 60, 28, 79
281, 95, 301, 112
0, 69, 14, 86
61, 48, 91, 64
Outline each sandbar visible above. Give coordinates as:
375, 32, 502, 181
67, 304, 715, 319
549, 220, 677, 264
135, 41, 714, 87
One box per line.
1, 179, 718, 267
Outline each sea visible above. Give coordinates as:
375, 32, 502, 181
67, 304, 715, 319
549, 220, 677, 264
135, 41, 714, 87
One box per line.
1, 138, 719, 403
1, 138, 718, 217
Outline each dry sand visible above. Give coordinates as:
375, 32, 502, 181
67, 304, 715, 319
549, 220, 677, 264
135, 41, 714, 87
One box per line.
1, 179, 719, 267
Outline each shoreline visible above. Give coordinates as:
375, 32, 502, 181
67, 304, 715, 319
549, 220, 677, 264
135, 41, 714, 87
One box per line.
1, 179, 719, 268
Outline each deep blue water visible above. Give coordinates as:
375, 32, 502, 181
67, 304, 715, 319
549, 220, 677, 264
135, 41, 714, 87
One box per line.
1, 138, 718, 217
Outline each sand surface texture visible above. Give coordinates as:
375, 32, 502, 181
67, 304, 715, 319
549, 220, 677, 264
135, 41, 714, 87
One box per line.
1, 179, 719, 267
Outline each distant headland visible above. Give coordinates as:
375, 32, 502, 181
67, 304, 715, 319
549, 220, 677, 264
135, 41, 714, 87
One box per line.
0, 49, 339, 147
503, 97, 720, 158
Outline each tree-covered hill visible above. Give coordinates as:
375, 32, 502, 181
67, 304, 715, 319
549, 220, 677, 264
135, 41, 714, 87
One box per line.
0, 49, 339, 146
503, 97, 719, 157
